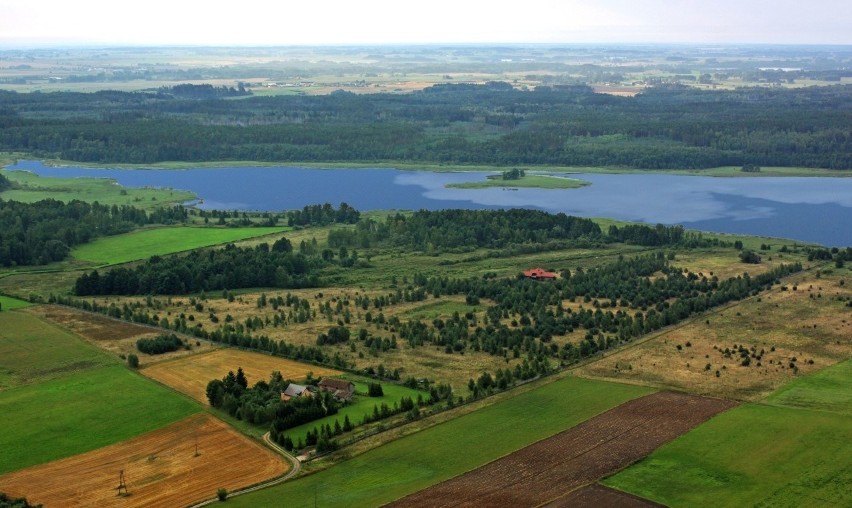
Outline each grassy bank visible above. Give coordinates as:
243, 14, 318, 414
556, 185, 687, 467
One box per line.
0, 168, 196, 209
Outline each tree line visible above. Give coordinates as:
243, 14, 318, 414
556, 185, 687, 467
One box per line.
0, 84, 849, 169
0, 198, 186, 266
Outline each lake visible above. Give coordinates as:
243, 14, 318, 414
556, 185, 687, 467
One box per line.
6, 161, 852, 247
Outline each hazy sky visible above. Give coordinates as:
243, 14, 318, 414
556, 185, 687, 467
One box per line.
1, 0, 849, 47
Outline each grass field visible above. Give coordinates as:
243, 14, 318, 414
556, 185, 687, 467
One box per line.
0, 169, 196, 209
0, 310, 114, 389
0, 365, 199, 474
764, 359, 851, 415
0, 295, 31, 311
278, 377, 425, 446
141, 348, 341, 403
71, 225, 289, 265
446, 174, 589, 189
228, 376, 653, 507
603, 403, 852, 507
0, 414, 288, 508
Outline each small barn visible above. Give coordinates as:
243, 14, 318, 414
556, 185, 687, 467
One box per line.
281, 383, 315, 401
318, 378, 356, 402
523, 267, 558, 280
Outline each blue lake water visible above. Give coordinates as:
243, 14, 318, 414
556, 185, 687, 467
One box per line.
6, 161, 852, 247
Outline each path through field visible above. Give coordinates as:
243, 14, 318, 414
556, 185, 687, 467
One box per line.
388, 392, 736, 507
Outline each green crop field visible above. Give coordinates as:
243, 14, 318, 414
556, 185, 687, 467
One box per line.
764, 359, 852, 415
278, 378, 425, 446
0, 295, 31, 311
71, 226, 289, 265
0, 169, 195, 209
604, 404, 852, 506
0, 365, 200, 474
230, 376, 652, 507
0, 311, 113, 389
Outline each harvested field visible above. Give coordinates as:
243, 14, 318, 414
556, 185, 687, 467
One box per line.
142, 348, 340, 403
0, 414, 289, 508
545, 484, 663, 508
29, 305, 211, 361
389, 392, 736, 508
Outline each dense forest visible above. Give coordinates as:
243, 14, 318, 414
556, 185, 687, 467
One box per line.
0, 83, 849, 169
0, 198, 186, 266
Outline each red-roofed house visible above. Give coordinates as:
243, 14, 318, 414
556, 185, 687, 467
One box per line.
523, 268, 558, 280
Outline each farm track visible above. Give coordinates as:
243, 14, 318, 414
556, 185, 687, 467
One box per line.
387, 392, 736, 508
544, 483, 664, 507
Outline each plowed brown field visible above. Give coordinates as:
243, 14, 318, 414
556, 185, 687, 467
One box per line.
0, 414, 288, 508
141, 348, 340, 403
389, 392, 736, 508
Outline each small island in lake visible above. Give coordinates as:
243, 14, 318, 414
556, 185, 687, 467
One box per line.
447, 169, 590, 190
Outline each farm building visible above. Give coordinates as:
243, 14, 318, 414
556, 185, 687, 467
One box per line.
318, 378, 356, 402
523, 267, 558, 280
281, 383, 315, 401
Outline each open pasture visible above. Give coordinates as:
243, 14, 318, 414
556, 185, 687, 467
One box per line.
0, 310, 113, 389
390, 392, 735, 507
577, 268, 852, 400
228, 376, 653, 507
141, 348, 341, 404
0, 365, 199, 474
71, 225, 288, 265
0, 414, 289, 508
604, 403, 852, 507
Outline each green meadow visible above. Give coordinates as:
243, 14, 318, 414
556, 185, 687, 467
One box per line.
71, 226, 288, 265
0, 311, 113, 389
764, 359, 852, 416
603, 403, 852, 507
0, 169, 195, 209
0, 295, 31, 311
0, 365, 200, 474
230, 376, 652, 507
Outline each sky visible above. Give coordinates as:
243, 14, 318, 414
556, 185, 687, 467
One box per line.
0, 0, 850, 47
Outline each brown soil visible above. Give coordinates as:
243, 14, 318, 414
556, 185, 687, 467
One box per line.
0, 414, 289, 508
141, 348, 341, 403
388, 392, 736, 508
545, 483, 664, 508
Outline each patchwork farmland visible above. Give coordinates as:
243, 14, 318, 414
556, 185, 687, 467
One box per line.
0, 414, 289, 507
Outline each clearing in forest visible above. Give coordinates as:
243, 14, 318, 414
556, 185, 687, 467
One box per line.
389, 392, 735, 508
141, 348, 340, 403
0, 414, 289, 508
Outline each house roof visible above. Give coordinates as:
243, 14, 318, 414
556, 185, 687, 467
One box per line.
318, 378, 354, 391
282, 383, 311, 398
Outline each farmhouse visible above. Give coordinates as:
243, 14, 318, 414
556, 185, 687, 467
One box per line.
281, 383, 315, 401
318, 378, 356, 402
523, 267, 558, 280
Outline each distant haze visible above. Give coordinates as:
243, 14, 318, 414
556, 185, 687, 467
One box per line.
0, 0, 850, 47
